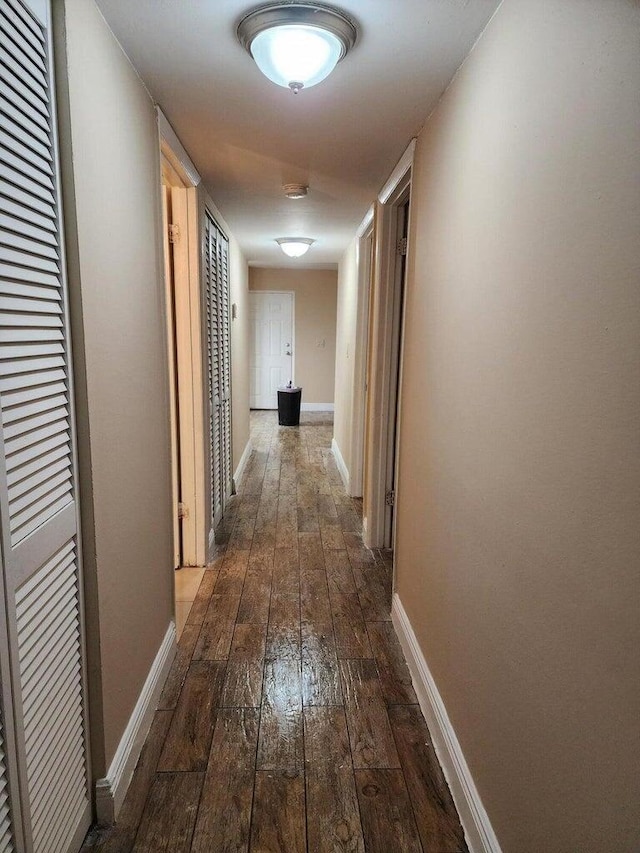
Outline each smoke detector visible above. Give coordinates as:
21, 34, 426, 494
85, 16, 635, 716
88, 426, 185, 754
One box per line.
283, 183, 308, 199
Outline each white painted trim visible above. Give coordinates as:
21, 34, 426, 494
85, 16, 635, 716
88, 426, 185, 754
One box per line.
233, 438, 253, 489
349, 218, 374, 499
356, 204, 375, 238
170, 186, 206, 567
378, 139, 416, 203
95, 622, 177, 823
157, 108, 201, 187
365, 139, 415, 550
391, 595, 502, 853
331, 438, 350, 491
301, 403, 334, 412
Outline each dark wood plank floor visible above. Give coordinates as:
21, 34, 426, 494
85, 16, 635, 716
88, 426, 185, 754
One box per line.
84, 411, 467, 853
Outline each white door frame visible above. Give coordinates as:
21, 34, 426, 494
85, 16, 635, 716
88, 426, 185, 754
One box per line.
160, 185, 180, 570
363, 140, 415, 549
249, 290, 295, 408
349, 206, 375, 497
158, 112, 207, 567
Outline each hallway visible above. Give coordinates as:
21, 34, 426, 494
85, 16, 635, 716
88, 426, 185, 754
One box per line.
86, 412, 467, 852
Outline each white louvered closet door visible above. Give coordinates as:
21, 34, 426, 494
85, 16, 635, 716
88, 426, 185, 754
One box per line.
0, 0, 91, 851
204, 211, 231, 531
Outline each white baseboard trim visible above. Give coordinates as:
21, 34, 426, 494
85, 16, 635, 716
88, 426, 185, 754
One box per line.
95, 622, 177, 823
391, 594, 502, 853
233, 437, 253, 489
301, 402, 334, 412
331, 438, 350, 491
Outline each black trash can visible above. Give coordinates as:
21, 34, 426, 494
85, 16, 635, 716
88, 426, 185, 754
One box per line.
277, 385, 302, 426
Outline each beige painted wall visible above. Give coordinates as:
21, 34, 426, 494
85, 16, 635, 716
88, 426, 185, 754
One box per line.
55, 0, 174, 772
249, 268, 337, 405
333, 240, 358, 473
395, 1, 640, 850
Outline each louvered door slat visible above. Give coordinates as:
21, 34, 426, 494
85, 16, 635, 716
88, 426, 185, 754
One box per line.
0, 197, 56, 234
0, 340, 63, 362
16, 541, 73, 630
0, 326, 63, 345
8, 460, 69, 509
4, 413, 68, 454
28, 701, 82, 800
3, 0, 45, 52
0, 133, 54, 187
0, 355, 65, 379
0, 314, 62, 331
1, 229, 59, 261
20, 614, 77, 693
7, 461, 71, 521
32, 740, 83, 840
0, 284, 61, 305
33, 753, 84, 853
4, 413, 67, 462
5, 444, 68, 492
0, 18, 45, 77
0, 162, 56, 207
0, 81, 50, 142
3, 396, 67, 434
1, 213, 57, 249
0, 48, 48, 104
14, 537, 88, 852
0, 1, 90, 849
3, 413, 68, 465
11, 488, 72, 543
1, 376, 65, 409
0, 116, 51, 168
0, 367, 67, 396
0, 718, 15, 851
0, 100, 50, 151
0, 65, 49, 127
5, 0, 42, 39
24, 656, 79, 752
25, 666, 80, 762
0, 263, 60, 289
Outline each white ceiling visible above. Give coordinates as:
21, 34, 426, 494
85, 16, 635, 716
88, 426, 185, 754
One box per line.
94, 0, 501, 268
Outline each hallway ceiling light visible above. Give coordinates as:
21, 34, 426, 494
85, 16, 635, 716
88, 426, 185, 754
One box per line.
237, 2, 358, 94
276, 237, 315, 257
283, 183, 308, 199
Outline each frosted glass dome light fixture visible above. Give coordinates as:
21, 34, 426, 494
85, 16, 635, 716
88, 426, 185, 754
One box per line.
237, 3, 358, 94
276, 238, 315, 257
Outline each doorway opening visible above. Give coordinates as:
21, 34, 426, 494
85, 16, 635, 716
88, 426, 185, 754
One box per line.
160, 130, 208, 635
383, 195, 410, 546
363, 142, 414, 552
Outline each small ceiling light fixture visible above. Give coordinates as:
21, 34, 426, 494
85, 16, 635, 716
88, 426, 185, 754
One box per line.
276, 237, 315, 257
283, 183, 308, 199
237, 2, 358, 94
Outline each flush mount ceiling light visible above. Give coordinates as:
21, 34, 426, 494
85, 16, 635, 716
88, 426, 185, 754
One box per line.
283, 183, 308, 199
237, 2, 358, 94
276, 237, 315, 257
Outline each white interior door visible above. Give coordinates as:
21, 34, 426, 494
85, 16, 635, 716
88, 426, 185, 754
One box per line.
249, 291, 293, 409
0, 0, 92, 850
